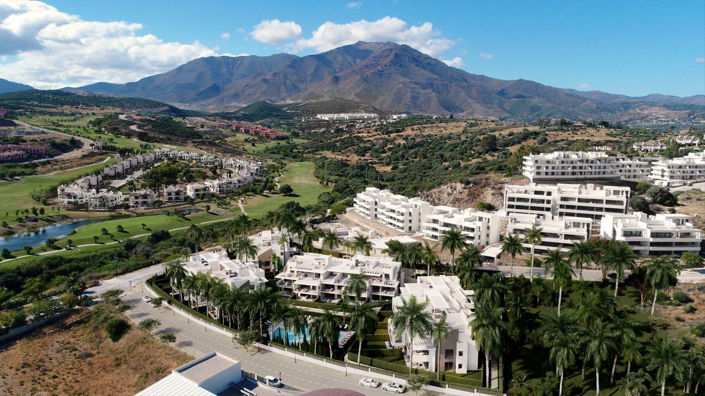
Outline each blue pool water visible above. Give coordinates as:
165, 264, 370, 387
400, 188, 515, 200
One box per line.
0, 219, 102, 251
270, 324, 347, 345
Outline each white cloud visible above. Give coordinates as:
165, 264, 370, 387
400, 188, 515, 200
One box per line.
478, 52, 494, 60
696, 57, 705, 63
347, 1, 362, 8
443, 57, 465, 68
250, 19, 302, 45
577, 83, 591, 89
291, 17, 455, 58
236, 28, 245, 34
221, 32, 230, 39
0, 0, 217, 89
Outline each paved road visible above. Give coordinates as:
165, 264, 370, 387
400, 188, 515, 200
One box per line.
14, 120, 95, 161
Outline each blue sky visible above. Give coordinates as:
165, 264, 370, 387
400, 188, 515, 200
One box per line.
0, 0, 703, 96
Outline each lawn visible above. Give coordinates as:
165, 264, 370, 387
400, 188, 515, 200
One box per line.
243, 161, 330, 217
226, 134, 308, 154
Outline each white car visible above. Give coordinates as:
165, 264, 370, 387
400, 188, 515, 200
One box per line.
142, 295, 152, 303
359, 378, 380, 388
382, 382, 406, 393
265, 375, 283, 388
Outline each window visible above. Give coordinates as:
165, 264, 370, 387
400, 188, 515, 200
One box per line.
458, 351, 463, 357
458, 364, 463, 369
444, 362, 454, 371
445, 349, 454, 359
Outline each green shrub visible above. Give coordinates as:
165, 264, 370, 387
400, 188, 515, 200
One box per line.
673, 291, 692, 304
684, 304, 696, 313
675, 316, 686, 322
104, 318, 129, 342
692, 322, 705, 337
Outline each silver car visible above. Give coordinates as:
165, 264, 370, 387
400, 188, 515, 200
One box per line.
382, 382, 406, 393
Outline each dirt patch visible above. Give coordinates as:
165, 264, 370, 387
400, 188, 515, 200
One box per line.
419, 174, 526, 209
0, 309, 192, 395
658, 283, 705, 334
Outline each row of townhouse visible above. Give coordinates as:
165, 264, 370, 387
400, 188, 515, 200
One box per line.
154, 148, 264, 178
504, 183, 630, 220
58, 185, 155, 209
633, 141, 666, 152
600, 213, 702, 256
675, 135, 701, 146
315, 113, 378, 121
522, 151, 651, 182
275, 253, 402, 303
101, 153, 156, 178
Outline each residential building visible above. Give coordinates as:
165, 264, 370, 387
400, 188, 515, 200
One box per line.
422, 206, 501, 247
129, 189, 156, 208
275, 253, 402, 302
507, 213, 592, 253
675, 135, 701, 146
600, 213, 702, 256
522, 151, 650, 182
504, 183, 630, 220
316, 113, 378, 121
650, 152, 705, 187
389, 275, 479, 374
353, 187, 434, 232
184, 247, 266, 290
87, 190, 125, 210
186, 183, 210, 199
633, 141, 666, 152
163, 185, 185, 202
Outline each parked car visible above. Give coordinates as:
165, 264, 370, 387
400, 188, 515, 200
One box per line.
359, 378, 380, 388
142, 295, 152, 303
382, 382, 406, 393
265, 375, 283, 388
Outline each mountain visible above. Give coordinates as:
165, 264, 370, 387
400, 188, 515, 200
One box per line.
74, 42, 705, 122
0, 78, 33, 94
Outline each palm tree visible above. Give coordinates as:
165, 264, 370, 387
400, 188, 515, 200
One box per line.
319, 310, 341, 359
165, 262, 187, 301
617, 370, 652, 396
383, 240, 406, 262
322, 231, 341, 254
353, 235, 372, 256
390, 296, 433, 375
568, 240, 596, 280
300, 229, 315, 252
646, 333, 687, 396
430, 316, 450, 381
501, 234, 525, 277
441, 229, 467, 266
235, 237, 258, 262
602, 241, 637, 297
349, 303, 377, 364
248, 285, 280, 338
608, 316, 635, 385
403, 243, 423, 273
278, 233, 290, 261
583, 320, 617, 396
344, 273, 367, 303
549, 331, 577, 396
309, 315, 324, 355
286, 308, 308, 350
474, 273, 505, 308
421, 242, 438, 275
543, 249, 574, 316
524, 225, 542, 281
621, 338, 643, 377
454, 245, 482, 288
645, 255, 681, 317
471, 304, 505, 388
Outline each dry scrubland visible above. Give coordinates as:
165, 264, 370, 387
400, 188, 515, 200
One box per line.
0, 310, 191, 395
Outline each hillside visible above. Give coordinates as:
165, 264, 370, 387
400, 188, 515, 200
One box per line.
74, 42, 705, 123
0, 78, 33, 94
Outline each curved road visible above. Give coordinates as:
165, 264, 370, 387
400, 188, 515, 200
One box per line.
13, 120, 95, 162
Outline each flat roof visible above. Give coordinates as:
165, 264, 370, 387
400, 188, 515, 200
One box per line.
177, 353, 240, 384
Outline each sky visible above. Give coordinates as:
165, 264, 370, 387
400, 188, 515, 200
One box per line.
0, 0, 703, 97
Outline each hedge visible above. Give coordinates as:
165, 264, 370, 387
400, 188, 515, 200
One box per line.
365, 334, 390, 342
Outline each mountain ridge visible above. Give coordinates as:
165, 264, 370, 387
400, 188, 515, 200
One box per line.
0, 78, 34, 95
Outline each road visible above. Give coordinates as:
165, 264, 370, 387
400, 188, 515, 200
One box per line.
14, 120, 95, 161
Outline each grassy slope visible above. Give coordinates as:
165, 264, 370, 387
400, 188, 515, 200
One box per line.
244, 161, 330, 217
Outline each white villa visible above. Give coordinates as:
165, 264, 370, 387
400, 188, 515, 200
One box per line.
422, 206, 501, 248
600, 213, 702, 256
354, 187, 434, 232
633, 141, 666, 152
522, 151, 650, 182
504, 183, 630, 220
507, 213, 592, 254
275, 253, 402, 302
650, 152, 705, 187
184, 247, 266, 290
389, 275, 479, 374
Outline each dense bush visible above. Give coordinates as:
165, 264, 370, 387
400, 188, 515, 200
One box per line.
104, 318, 129, 341
673, 291, 692, 304
691, 322, 705, 337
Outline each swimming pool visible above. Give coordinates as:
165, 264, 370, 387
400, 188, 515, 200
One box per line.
269, 324, 351, 347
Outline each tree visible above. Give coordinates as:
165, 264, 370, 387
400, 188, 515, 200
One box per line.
454, 246, 482, 288
630, 195, 652, 214
349, 303, 377, 364
430, 316, 451, 381
234, 329, 258, 352
165, 262, 187, 301
421, 242, 438, 275
105, 318, 130, 342
474, 273, 505, 307
680, 251, 703, 268
1, 248, 10, 259
647, 186, 677, 206
300, 229, 315, 252
235, 237, 258, 262
441, 229, 467, 266
645, 256, 681, 317
116, 224, 125, 233
352, 235, 372, 256
646, 333, 686, 396
160, 333, 176, 344
138, 318, 161, 333
286, 308, 308, 350
309, 315, 324, 355
101, 227, 109, 235
23, 245, 32, 255
608, 316, 636, 385
543, 249, 573, 316
601, 241, 637, 297
344, 273, 367, 303
568, 240, 596, 280
93, 235, 99, 244
391, 295, 433, 375
322, 231, 341, 254
622, 338, 643, 377
406, 374, 429, 395
524, 225, 542, 281
583, 320, 616, 396
471, 304, 505, 388
66, 239, 74, 250
319, 310, 340, 359
501, 234, 525, 277
617, 370, 652, 396
279, 184, 293, 195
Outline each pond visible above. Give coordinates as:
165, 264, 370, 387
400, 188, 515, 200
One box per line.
0, 219, 103, 251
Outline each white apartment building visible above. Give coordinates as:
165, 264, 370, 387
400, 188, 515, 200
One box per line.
650, 152, 705, 187
675, 135, 701, 146
186, 183, 211, 199
389, 275, 479, 374
522, 151, 650, 182
163, 185, 185, 202
184, 247, 266, 290
129, 189, 156, 208
316, 113, 378, 121
633, 141, 666, 152
422, 206, 501, 247
353, 187, 434, 232
275, 253, 402, 302
600, 213, 702, 256
87, 190, 125, 210
507, 213, 592, 254
504, 183, 630, 220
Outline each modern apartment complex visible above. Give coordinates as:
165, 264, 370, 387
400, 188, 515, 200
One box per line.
354, 187, 434, 232
522, 151, 650, 182
275, 253, 402, 302
507, 213, 592, 253
422, 206, 502, 247
504, 183, 630, 220
183, 247, 267, 290
650, 152, 705, 187
600, 213, 702, 256
389, 275, 479, 374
